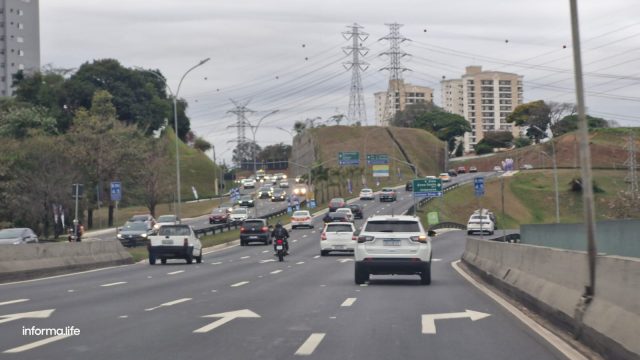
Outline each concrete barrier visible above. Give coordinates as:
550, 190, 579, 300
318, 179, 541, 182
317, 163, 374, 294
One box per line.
0, 240, 134, 283
462, 237, 640, 360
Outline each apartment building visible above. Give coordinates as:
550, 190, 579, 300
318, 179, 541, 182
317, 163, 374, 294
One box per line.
0, 0, 39, 97
374, 79, 434, 126
442, 66, 523, 152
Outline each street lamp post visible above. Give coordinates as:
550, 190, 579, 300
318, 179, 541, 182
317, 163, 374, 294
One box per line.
139, 58, 210, 221
532, 125, 560, 223
248, 110, 279, 174
386, 155, 418, 215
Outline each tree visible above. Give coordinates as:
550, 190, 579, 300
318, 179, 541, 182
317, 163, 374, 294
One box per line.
293, 121, 306, 135
391, 102, 437, 128
506, 100, 551, 143
13, 70, 73, 131
547, 102, 576, 136
232, 141, 261, 168
479, 131, 514, 148
551, 114, 610, 136
193, 136, 212, 153
0, 105, 58, 139
475, 142, 493, 155
330, 114, 345, 125
392, 104, 470, 146
455, 140, 464, 157
135, 139, 172, 217
513, 136, 532, 148
258, 143, 292, 162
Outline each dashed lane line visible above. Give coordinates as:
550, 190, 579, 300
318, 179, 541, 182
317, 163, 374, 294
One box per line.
100, 281, 127, 287
145, 298, 192, 311
230, 281, 249, 287
270, 270, 283, 274
0, 299, 29, 306
3, 335, 73, 354
341, 298, 357, 307
240, 256, 250, 259
167, 270, 184, 275
211, 262, 222, 265
296, 261, 305, 265
295, 333, 326, 356
313, 255, 320, 259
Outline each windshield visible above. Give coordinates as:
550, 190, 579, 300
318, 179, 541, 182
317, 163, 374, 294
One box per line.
158, 226, 191, 236
123, 222, 148, 231
232, 209, 247, 214
0, 228, 24, 239
293, 211, 309, 217
130, 215, 149, 221
364, 220, 420, 233
157, 215, 176, 222
240, 195, 252, 200
243, 220, 264, 227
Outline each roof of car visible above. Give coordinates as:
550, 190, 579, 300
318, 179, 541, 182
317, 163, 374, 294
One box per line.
365, 215, 418, 222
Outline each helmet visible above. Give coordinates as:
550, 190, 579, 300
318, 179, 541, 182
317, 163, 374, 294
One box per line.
275, 221, 282, 228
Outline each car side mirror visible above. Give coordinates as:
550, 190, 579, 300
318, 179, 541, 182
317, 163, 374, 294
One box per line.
428, 230, 436, 237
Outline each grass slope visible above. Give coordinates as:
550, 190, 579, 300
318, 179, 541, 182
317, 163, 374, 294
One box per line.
420, 169, 638, 229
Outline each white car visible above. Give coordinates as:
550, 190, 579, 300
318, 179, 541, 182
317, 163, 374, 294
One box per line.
241, 178, 256, 188
229, 207, 249, 223
279, 180, 289, 188
321, 222, 356, 256
153, 214, 180, 231
493, 165, 503, 172
467, 209, 496, 235
335, 208, 354, 222
147, 225, 202, 265
359, 188, 374, 200
291, 210, 313, 229
354, 215, 432, 285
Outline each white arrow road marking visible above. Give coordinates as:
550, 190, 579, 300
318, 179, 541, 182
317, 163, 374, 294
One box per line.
145, 298, 192, 311
338, 259, 354, 263
0, 309, 55, 325
230, 281, 249, 287
421, 310, 491, 334
260, 259, 276, 264
270, 270, 282, 274
0, 299, 29, 306
341, 298, 357, 307
193, 309, 261, 333
295, 333, 326, 356
3, 335, 73, 353
100, 281, 127, 287
167, 270, 184, 275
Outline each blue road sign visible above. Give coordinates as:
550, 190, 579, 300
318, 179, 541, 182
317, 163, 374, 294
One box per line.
474, 177, 485, 197
110, 181, 121, 201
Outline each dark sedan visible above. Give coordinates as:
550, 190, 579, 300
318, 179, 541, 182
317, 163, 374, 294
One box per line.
349, 204, 364, 219
237, 195, 255, 207
117, 222, 154, 247
323, 212, 350, 223
271, 189, 287, 202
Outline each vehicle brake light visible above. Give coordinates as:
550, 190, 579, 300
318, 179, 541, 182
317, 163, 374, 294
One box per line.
321, 233, 327, 241
410, 235, 428, 243
276, 239, 284, 245
357, 235, 374, 243
240, 227, 246, 233
352, 236, 357, 241
261, 226, 268, 232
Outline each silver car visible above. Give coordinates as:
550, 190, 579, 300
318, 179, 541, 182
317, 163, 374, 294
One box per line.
0, 228, 38, 244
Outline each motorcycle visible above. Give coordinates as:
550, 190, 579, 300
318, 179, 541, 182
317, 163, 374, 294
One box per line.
274, 238, 287, 262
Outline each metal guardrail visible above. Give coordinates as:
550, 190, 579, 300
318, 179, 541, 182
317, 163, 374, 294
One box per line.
407, 179, 468, 215
193, 206, 291, 237
428, 222, 467, 231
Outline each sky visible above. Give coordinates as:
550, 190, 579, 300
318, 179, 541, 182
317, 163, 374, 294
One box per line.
41, 0, 640, 163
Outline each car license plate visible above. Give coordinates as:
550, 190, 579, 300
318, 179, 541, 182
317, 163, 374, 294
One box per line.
162, 240, 173, 245
383, 239, 401, 246
334, 245, 345, 249
249, 236, 258, 239
276, 245, 283, 250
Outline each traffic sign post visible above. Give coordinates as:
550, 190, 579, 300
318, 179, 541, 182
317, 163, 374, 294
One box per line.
474, 177, 485, 197
338, 152, 360, 166
413, 178, 443, 198
110, 182, 122, 202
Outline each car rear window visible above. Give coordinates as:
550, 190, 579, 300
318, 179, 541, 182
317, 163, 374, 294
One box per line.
293, 211, 309, 217
326, 224, 353, 232
364, 220, 420, 232
158, 226, 190, 236
243, 220, 264, 227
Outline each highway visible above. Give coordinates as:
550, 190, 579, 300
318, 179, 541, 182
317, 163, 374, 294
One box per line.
0, 172, 575, 359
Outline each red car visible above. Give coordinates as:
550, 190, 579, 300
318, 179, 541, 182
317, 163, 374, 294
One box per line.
457, 166, 466, 174
209, 208, 230, 224
328, 198, 346, 212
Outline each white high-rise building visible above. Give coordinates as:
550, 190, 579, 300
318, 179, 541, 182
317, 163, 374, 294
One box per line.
0, 0, 40, 97
374, 80, 433, 126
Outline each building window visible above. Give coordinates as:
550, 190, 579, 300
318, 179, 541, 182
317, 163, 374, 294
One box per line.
18, 23, 24, 29
481, 80, 493, 85
18, 64, 24, 70
16, 36, 24, 43
18, 9, 24, 16
499, 80, 511, 85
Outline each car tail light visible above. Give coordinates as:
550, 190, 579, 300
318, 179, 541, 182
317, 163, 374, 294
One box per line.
261, 226, 268, 232
351, 235, 357, 241
410, 235, 428, 243
276, 239, 284, 245
183, 238, 188, 246
321, 233, 327, 241
240, 227, 246, 233
357, 235, 374, 243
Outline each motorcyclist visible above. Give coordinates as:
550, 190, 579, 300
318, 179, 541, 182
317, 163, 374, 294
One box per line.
271, 222, 290, 254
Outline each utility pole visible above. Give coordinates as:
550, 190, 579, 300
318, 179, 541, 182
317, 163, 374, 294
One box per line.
227, 99, 254, 168
624, 134, 638, 200
343, 23, 369, 125
379, 23, 411, 125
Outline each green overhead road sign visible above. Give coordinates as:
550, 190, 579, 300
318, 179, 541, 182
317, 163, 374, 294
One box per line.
338, 151, 360, 166
413, 178, 443, 197
366, 154, 389, 165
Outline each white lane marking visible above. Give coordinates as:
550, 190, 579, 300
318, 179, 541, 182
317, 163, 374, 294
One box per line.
451, 260, 588, 360
211, 290, 217, 293
260, 259, 276, 264
240, 256, 250, 260
118, 315, 128, 319
293, 239, 298, 243
296, 261, 305, 265
258, 275, 263, 278
338, 259, 354, 263
341, 298, 357, 307
147, 276, 153, 279
270, 270, 283, 274
320, 284, 327, 287
0, 265, 130, 287
193, 309, 261, 333
167, 270, 184, 275
0, 299, 29, 306
202, 243, 240, 255
313, 255, 320, 259
67, 290, 75, 293
100, 281, 127, 287
302, 235, 307, 238
211, 262, 222, 265
422, 310, 490, 334
311, 231, 316, 234
359, 284, 368, 287
3, 335, 73, 353
329, 316, 337, 319
295, 333, 326, 356
0, 309, 54, 325
145, 298, 192, 311
231, 281, 249, 287
262, 250, 269, 253
432, 258, 442, 262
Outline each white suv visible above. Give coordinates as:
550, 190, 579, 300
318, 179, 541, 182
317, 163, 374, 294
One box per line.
354, 215, 432, 285
321, 222, 356, 256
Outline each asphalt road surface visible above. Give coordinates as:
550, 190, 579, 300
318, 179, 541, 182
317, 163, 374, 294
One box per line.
0, 172, 570, 360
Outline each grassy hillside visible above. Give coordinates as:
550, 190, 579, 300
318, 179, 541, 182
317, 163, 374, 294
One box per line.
420, 169, 639, 229
451, 128, 640, 172
165, 128, 219, 200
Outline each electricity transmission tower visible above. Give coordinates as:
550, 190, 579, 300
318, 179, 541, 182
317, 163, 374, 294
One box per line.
227, 99, 254, 167
343, 23, 369, 125
379, 22, 411, 125
624, 134, 638, 199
